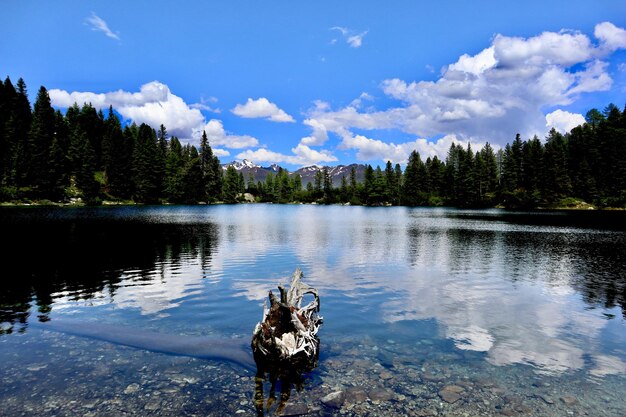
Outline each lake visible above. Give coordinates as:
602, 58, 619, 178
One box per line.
1, 205, 625, 416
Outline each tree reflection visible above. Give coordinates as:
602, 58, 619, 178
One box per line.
0, 209, 220, 334
253, 346, 319, 416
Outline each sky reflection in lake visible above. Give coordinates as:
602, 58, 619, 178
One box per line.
1, 205, 625, 381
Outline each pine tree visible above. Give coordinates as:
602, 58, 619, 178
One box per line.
444, 144, 460, 204
394, 163, 403, 202
313, 170, 323, 200
542, 128, 571, 203
457, 144, 475, 206
132, 123, 161, 203
426, 156, 445, 203
479, 143, 498, 195
384, 161, 398, 204
404, 150, 426, 205
520, 136, 543, 205
0, 78, 11, 186
28, 86, 56, 196
164, 137, 185, 202
77, 103, 105, 169
200, 130, 223, 201
264, 172, 275, 202
322, 167, 333, 203
182, 145, 204, 203
568, 125, 597, 202
0, 77, 31, 190
292, 174, 302, 193
12, 78, 33, 187
599, 105, 626, 199
103, 108, 131, 198
349, 166, 359, 203
500, 143, 516, 196
363, 164, 375, 204
369, 165, 387, 205
247, 171, 257, 194
47, 111, 70, 199
223, 165, 241, 203
74, 131, 99, 204
339, 175, 349, 203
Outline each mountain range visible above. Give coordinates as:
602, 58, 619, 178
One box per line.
222, 160, 367, 186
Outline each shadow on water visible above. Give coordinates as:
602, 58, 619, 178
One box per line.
0, 207, 220, 334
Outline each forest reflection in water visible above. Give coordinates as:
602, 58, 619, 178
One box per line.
0, 205, 625, 381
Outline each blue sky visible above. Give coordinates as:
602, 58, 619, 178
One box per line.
2, 1, 625, 168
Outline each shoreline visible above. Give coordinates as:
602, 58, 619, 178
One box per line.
1, 199, 624, 211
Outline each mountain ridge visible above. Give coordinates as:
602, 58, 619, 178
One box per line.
222, 160, 366, 186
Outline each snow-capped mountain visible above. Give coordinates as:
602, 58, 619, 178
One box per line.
221, 160, 366, 186
227, 159, 260, 171
294, 164, 366, 186
221, 160, 279, 183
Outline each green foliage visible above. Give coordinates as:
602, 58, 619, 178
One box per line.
222, 165, 242, 203
1, 76, 624, 208
200, 130, 222, 201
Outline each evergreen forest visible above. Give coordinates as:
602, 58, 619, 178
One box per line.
1, 77, 625, 208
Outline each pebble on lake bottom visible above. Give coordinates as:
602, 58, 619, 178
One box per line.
0, 331, 625, 416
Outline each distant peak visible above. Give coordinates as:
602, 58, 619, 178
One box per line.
226, 159, 261, 170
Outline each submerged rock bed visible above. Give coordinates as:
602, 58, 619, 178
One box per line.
1, 330, 625, 416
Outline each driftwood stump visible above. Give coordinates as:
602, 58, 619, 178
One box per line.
251, 268, 322, 415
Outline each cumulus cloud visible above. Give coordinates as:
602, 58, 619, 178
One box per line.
303, 22, 626, 163
231, 97, 295, 122
448, 47, 496, 75
213, 149, 231, 158
595, 21, 626, 52
85, 12, 120, 40
330, 26, 368, 48
339, 131, 488, 164
237, 144, 337, 167
300, 119, 329, 146
49, 81, 258, 148
198, 119, 259, 149
545, 110, 586, 133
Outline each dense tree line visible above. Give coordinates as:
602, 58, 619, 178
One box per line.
0, 77, 624, 207
0, 78, 222, 204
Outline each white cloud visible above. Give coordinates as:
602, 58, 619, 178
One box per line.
331, 26, 348, 36
338, 131, 488, 164
237, 144, 337, 167
50, 81, 258, 148
595, 21, 626, 52
347, 31, 368, 48
198, 119, 259, 149
349, 92, 374, 109
303, 22, 626, 163
190, 96, 221, 113
85, 12, 120, 41
448, 47, 496, 75
50, 81, 205, 140
330, 26, 368, 48
568, 60, 612, 94
213, 148, 230, 157
300, 119, 329, 146
493, 30, 594, 67
231, 97, 295, 122
545, 110, 586, 133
